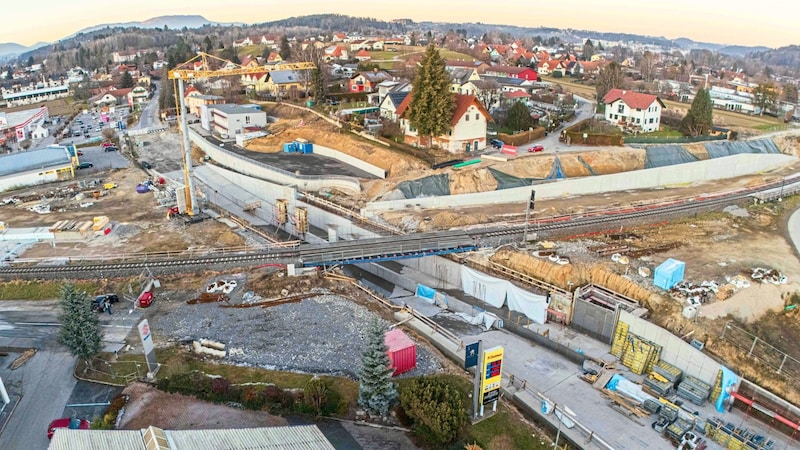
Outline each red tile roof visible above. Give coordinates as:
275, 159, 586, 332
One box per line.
602, 89, 665, 109
183, 85, 198, 97
355, 49, 371, 57
397, 93, 493, 126
504, 91, 530, 98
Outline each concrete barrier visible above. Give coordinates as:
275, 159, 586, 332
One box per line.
362, 152, 797, 215
189, 128, 361, 194
312, 144, 388, 179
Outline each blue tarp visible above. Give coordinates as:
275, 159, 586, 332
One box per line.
644, 145, 700, 169
715, 366, 739, 413
705, 139, 780, 159
546, 156, 566, 180
415, 284, 436, 301
654, 258, 685, 290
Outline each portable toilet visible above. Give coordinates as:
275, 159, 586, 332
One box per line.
654, 258, 685, 290
385, 329, 417, 376
283, 142, 297, 153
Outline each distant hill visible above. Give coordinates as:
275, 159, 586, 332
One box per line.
0, 42, 49, 60
748, 45, 800, 70
69, 15, 223, 37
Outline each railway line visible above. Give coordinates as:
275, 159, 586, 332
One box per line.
0, 172, 796, 278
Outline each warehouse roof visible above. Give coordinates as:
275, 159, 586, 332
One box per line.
0, 146, 72, 178
48, 425, 336, 450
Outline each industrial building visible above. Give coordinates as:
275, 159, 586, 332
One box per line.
0, 145, 75, 192
1, 83, 70, 107
48, 424, 335, 450
0, 105, 49, 146
200, 104, 267, 138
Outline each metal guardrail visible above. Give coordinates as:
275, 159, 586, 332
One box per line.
300, 192, 404, 236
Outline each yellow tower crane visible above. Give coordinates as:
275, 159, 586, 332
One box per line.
167, 52, 315, 215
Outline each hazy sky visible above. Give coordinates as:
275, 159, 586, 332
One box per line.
2, 0, 795, 48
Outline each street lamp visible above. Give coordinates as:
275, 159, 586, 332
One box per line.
523, 189, 535, 247
553, 404, 576, 449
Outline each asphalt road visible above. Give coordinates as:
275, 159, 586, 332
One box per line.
0, 300, 142, 449
135, 82, 161, 130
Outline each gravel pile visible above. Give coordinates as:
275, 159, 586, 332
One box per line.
149, 291, 442, 379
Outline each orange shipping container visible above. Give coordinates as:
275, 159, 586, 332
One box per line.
385, 329, 416, 376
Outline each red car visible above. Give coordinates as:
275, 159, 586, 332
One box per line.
528, 145, 545, 153
101, 142, 114, 148
76, 150, 84, 156
48, 418, 90, 439
138, 290, 154, 307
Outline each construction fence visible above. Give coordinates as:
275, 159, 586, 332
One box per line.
720, 322, 800, 380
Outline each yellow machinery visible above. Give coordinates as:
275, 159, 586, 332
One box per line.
167, 53, 315, 215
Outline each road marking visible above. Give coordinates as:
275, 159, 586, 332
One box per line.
14, 322, 60, 326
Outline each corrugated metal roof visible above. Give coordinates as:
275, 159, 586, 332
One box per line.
166, 425, 335, 450
48, 429, 146, 450
211, 104, 264, 115
0, 147, 72, 177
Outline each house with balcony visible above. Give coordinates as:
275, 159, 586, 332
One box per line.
603, 89, 664, 133
349, 70, 393, 93
397, 93, 493, 153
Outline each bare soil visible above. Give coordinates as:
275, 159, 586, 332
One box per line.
119, 382, 288, 430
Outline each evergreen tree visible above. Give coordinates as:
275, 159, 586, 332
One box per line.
506, 101, 533, 132
57, 284, 102, 369
203, 36, 214, 53
311, 66, 326, 101
782, 83, 798, 104
279, 36, 292, 61
407, 44, 455, 148
582, 39, 594, 60
119, 71, 134, 88
680, 88, 714, 136
595, 61, 624, 103
358, 319, 397, 417
399, 375, 468, 445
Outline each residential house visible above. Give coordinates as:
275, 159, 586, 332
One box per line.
266, 52, 283, 64
707, 86, 757, 114
371, 40, 385, 50
484, 65, 538, 81
241, 72, 269, 93
371, 79, 411, 106
233, 37, 253, 47
185, 88, 224, 115
152, 60, 167, 70
349, 70, 393, 93
332, 33, 347, 42
397, 93, 493, 153
380, 91, 410, 121
502, 90, 531, 107
538, 60, 566, 77
262, 71, 304, 97
449, 69, 481, 93
481, 76, 532, 94
202, 104, 267, 138
112, 51, 137, 63
445, 60, 490, 74
354, 49, 372, 62
323, 46, 349, 63
349, 40, 371, 52
89, 88, 132, 106
127, 86, 149, 107
602, 89, 665, 132
240, 55, 260, 68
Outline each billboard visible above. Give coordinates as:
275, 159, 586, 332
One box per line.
137, 319, 159, 375
480, 346, 504, 404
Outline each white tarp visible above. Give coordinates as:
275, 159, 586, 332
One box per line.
461, 266, 507, 308
455, 311, 500, 330
506, 283, 548, 325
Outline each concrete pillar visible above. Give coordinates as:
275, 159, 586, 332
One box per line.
327, 225, 338, 243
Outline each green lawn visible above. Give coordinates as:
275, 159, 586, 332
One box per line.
639, 125, 684, 138
0, 280, 104, 300
753, 123, 790, 132
468, 407, 552, 450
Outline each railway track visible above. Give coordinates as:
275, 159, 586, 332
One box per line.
0, 173, 795, 278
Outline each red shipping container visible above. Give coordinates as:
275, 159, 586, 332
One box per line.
385, 329, 416, 376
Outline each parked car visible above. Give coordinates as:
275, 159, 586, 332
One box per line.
489, 139, 505, 149
528, 145, 545, 153
101, 142, 115, 148
139, 161, 152, 170
76, 150, 84, 156
47, 418, 90, 439
94, 294, 119, 305
104, 146, 118, 152
76, 162, 93, 169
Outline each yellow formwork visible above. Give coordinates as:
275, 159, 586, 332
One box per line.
710, 369, 724, 403
611, 321, 629, 358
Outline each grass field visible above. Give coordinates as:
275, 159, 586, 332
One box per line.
2, 98, 79, 117
0, 280, 103, 300
551, 77, 784, 129
640, 125, 683, 138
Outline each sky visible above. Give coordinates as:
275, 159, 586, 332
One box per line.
2, 0, 796, 49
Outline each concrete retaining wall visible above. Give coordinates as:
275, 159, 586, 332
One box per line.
312, 144, 388, 179
362, 153, 796, 215
189, 128, 361, 194
619, 310, 720, 384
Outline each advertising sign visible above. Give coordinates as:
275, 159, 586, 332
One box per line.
137, 319, 154, 354
479, 346, 504, 404
465, 342, 480, 369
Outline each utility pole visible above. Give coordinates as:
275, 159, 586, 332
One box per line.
523, 189, 535, 246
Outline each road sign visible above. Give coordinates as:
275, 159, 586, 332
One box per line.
465, 342, 480, 369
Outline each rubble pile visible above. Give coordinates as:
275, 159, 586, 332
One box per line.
750, 267, 788, 285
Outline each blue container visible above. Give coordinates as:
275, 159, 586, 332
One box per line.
283, 142, 297, 153
654, 258, 685, 290
301, 142, 313, 154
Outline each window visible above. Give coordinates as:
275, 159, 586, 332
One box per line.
636, 108, 641, 112
636, 118, 640, 123
614, 114, 618, 120
617, 104, 624, 113
245, 116, 251, 124
466, 114, 469, 121
475, 113, 479, 120
649, 118, 654, 123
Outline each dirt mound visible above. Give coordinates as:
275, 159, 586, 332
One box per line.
492, 148, 645, 179
450, 168, 498, 194
243, 107, 426, 177
684, 143, 711, 160
774, 135, 800, 157
490, 248, 653, 304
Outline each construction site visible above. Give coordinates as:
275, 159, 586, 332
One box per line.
3, 59, 800, 449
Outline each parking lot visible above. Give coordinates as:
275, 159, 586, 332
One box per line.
58, 106, 131, 147
74, 144, 131, 173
